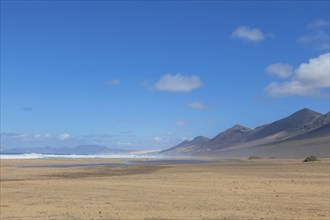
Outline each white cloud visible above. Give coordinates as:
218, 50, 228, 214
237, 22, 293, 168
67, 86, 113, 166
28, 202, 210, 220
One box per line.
187, 102, 207, 109
295, 54, 330, 87
58, 133, 70, 141
266, 53, 330, 97
105, 79, 121, 86
176, 120, 185, 126
232, 26, 266, 42
265, 63, 293, 78
153, 74, 203, 92
298, 19, 330, 50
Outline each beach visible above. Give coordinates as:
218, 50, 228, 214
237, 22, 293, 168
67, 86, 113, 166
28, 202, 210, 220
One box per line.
1, 158, 329, 219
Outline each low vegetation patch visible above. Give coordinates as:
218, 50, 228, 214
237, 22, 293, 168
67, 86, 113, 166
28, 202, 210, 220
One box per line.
248, 156, 262, 160
303, 155, 319, 162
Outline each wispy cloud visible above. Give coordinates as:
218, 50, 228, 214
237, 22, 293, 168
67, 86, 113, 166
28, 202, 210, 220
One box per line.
1, 132, 56, 148
232, 26, 266, 42
265, 63, 293, 78
117, 142, 133, 147
152, 74, 203, 92
307, 19, 328, 29
266, 53, 330, 97
83, 133, 116, 139
141, 79, 152, 87
298, 19, 330, 50
21, 107, 33, 111
1, 132, 119, 149
116, 118, 134, 123
176, 120, 185, 126
153, 136, 162, 142
187, 102, 207, 109
180, 136, 193, 141
58, 133, 70, 141
0, 132, 193, 150
105, 79, 121, 86
1, 132, 52, 142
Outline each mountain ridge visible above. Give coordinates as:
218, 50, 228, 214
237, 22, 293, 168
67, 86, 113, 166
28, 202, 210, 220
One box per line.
161, 108, 329, 157
161, 135, 210, 154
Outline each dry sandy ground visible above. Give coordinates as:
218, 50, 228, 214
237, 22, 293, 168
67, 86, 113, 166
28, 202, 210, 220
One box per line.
0, 158, 329, 220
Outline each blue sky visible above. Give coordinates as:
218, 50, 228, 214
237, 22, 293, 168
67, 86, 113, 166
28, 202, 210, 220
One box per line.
1, 0, 329, 150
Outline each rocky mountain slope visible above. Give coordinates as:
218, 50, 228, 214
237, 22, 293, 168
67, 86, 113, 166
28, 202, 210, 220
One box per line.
161, 108, 329, 157
161, 136, 210, 154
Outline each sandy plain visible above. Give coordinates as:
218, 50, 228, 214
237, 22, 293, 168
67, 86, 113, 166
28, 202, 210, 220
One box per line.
0, 158, 329, 220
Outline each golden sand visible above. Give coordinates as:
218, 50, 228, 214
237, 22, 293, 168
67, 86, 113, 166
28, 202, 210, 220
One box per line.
1, 158, 329, 219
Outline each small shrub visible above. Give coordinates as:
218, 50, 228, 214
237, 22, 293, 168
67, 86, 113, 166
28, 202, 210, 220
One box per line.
303, 155, 318, 162
248, 156, 262, 160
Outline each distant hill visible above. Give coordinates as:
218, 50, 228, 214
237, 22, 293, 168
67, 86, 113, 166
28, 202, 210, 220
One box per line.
161, 108, 330, 158
161, 136, 210, 154
206, 124, 252, 149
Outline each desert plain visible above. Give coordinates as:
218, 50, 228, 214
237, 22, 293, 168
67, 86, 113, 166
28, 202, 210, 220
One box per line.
0, 158, 329, 220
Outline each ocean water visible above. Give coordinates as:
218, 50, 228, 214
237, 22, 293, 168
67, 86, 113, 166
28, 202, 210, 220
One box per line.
15, 159, 210, 168
0, 153, 162, 160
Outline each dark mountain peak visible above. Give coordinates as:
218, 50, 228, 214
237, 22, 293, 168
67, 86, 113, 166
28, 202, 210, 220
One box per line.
291, 108, 322, 118
205, 125, 252, 150
299, 107, 313, 112
227, 124, 252, 132
192, 136, 210, 142
248, 108, 322, 141
283, 108, 322, 129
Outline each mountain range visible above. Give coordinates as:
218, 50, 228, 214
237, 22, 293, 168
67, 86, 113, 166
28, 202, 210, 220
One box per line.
161, 108, 330, 158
